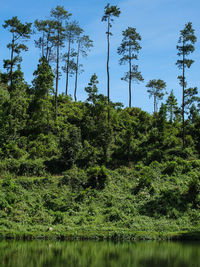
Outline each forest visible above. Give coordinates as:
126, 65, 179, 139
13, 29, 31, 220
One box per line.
0, 4, 199, 240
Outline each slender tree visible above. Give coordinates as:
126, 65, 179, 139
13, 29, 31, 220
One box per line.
3, 16, 32, 90
118, 27, 143, 108
146, 79, 166, 113
74, 34, 93, 101
176, 22, 196, 148
50, 5, 71, 118
34, 19, 55, 63
102, 3, 120, 121
166, 90, 179, 123
63, 21, 81, 95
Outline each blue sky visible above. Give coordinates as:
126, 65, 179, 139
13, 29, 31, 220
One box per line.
0, 0, 200, 113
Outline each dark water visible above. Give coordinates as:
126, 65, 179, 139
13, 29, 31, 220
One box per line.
0, 240, 199, 267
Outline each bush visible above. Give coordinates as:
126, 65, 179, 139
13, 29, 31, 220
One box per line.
186, 176, 200, 207
104, 207, 121, 222
146, 149, 163, 163
0, 159, 20, 174
86, 166, 108, 190
18, 159, 46, 176
163, 161, 178, 175
44, 157, 67, 174
59, 168, 87, 191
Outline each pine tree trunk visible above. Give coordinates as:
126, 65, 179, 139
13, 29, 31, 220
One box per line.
66, 37, 71, 95
55, 30, 60, 119
74, 41, 80, 102
154, 95, 156, 114
182, 45, 185, 149
129, 43, 131, 108
107, 17, 110, 122
46, 30, 50, 62
42, 31, 44, 58
10, 33, 14, 90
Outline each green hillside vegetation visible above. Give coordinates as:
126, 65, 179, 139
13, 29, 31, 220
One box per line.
0, 5, 200, 240
0, 161, 199, 240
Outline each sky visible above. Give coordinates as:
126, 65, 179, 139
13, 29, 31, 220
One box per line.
0, 0, 200, 113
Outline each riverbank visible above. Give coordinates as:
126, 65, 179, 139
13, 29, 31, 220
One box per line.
0, 228, 200, 241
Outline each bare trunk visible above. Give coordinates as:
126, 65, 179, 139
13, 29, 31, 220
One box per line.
42, 31, 44, 58
107, 17, 110, 122
182, 42, 185, 149
55, 30, 60, 119
154, 94, 156, 114
129, 43, 131, 108
10, 33, 14, 90
46, 30, 50, 61
65, 37, 71, 95
74, 40, 80, 102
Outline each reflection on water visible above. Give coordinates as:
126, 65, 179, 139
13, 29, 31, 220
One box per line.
0, 240, 199, 267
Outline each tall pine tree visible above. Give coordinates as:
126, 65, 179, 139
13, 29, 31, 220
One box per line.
102, 3, 120, 121
118, 27, 143, 108
176, 22, 197, 148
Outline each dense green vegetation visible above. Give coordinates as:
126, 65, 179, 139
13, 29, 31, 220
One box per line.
0, 4, 199, 240
0, 161, 199, 240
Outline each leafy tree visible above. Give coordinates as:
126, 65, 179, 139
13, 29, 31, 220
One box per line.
184, 87, 199, 112
166, 90, 179, 123
4, 67, 29, 140
31, 57, 55, 134
176, 22, 197, 148
0, 81, 9, 144
188, 104, 199, 124
118, 27, 143, 107
60, 125, 82, 169
74, 34, 93, 101
102, 3, 120, 121
157, 103, 167, 137
85, 74, 99, 105
50, 6, 71, 118
146, 79, 167, 113
3, 16, 32, 90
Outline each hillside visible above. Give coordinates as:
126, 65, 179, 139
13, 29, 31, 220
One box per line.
0, 160, 199, 240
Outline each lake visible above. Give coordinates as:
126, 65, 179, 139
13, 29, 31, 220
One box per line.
0, 240, 199, 267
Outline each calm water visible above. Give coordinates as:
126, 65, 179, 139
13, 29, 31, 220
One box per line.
0, 240, 199, 267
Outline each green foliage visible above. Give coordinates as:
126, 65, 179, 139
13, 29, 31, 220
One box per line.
117, 27, 143, 107
166, 90, 180, 122
85, 74, 99, 105
163, 161, 178, 175
0, 7, 200, 241
18, 159, 46, 176
60, 125, 82, 169
186, 175, 200, 207
86, 166, 108, 190
60, 167, 87, 191
146, 79, 167, 113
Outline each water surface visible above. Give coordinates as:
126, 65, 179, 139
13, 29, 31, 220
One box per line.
0, 240, 199, 267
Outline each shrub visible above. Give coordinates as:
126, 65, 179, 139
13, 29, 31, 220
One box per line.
59, 168, 87, 191
53, 211, 64, 224
146, 149, 163, 164
104, 207, 121, 222
162, 161, 178, 175
86, 166, 108, 190
186, 176, 200, 207
18, 159, 46, 176
44, 157, 66, 174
